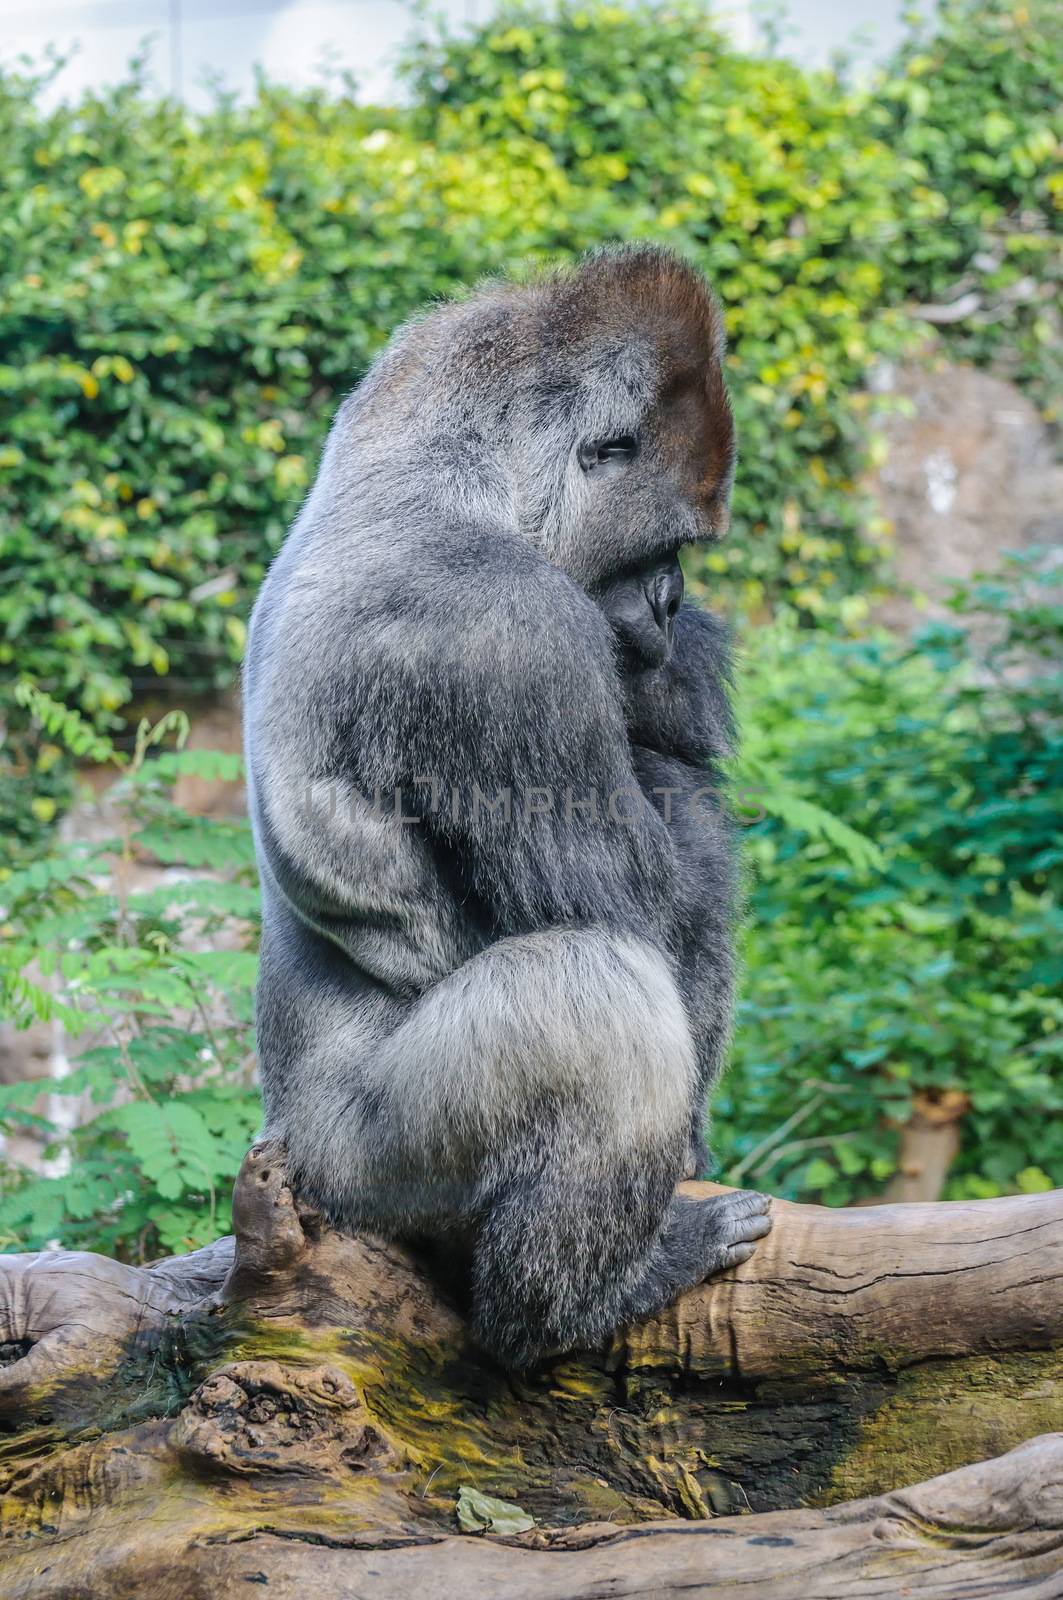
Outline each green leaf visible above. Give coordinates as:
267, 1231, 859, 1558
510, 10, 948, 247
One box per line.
456, 1486, 536, 1536
1016, 1167, 1053, 1194
13, 683, 121, 766
802, 1157, 836, 1190
109, 1100, 220, 1198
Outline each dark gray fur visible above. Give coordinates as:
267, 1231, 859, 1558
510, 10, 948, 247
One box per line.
243, 245, 770, 1367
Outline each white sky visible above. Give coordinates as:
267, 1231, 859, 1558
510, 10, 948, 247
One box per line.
0, 0, 910, 109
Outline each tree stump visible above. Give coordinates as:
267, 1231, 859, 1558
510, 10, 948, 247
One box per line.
2, 1144, 1061, 1597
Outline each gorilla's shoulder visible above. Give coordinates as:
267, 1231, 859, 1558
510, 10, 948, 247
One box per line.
330, 527, 633, 787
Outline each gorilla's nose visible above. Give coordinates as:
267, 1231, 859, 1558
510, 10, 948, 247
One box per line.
647, 562, 684, 646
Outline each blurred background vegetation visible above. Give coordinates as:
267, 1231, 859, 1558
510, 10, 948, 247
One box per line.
1, 0, 1060, 1256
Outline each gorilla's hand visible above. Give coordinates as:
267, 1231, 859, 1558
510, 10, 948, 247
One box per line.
622, 604, 733, 768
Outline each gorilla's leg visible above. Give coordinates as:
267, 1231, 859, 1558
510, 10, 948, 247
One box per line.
413, 927, 769, 1366
265, 924, 771, 1365
685, 1006, 734, 1178
471, 1156, 770, 1367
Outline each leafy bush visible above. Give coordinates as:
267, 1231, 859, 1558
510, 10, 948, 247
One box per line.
2, 555, 1057, 1254
718, 549, 1063, 1202
0, 702, 259, 1256
877, 0, 1063, 416
5, 0, 1060, 847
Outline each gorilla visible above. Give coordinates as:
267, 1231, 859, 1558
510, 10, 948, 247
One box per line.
243, 245, 770, 1367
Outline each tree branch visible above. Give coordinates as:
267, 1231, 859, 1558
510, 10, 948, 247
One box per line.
1, 1146, 1060, 1597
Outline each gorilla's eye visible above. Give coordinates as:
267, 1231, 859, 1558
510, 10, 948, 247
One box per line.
578, 435, 638, 472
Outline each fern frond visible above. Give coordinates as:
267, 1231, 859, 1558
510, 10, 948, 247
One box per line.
14, 682, 122, 766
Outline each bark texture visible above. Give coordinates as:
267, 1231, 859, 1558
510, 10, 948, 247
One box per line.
1, 1144, 1060, 1598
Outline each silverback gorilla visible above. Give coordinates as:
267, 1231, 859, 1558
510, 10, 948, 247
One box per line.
244, 246, 771, 1366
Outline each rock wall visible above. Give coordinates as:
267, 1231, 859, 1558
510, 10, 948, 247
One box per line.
869, 357, 1063, 628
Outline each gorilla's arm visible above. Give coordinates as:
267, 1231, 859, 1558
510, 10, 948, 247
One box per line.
250, 528, 679, 956
624, 603, 737, 1177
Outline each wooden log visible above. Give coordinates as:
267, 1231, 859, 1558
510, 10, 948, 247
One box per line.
11, 1434, 1055, 1600
0, 1143, 1060, 1597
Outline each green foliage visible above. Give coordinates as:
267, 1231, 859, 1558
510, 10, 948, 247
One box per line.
1, 4, 1060, 1238
0, 717, 259, 1257
718, 550, 1063, 1202
4, 0, 1060, 846
13, 682, 121, 764
877, 0, 1063, 417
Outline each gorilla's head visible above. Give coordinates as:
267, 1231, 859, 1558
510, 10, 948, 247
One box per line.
342, 245, 735, 670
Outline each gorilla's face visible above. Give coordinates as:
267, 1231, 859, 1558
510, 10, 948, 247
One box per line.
579, 366, 733, 671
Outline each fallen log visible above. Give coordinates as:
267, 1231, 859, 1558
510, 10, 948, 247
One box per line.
1, 1143, 1060, 1597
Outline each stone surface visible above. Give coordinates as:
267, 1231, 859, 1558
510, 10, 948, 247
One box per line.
870, 358, 1063, 628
